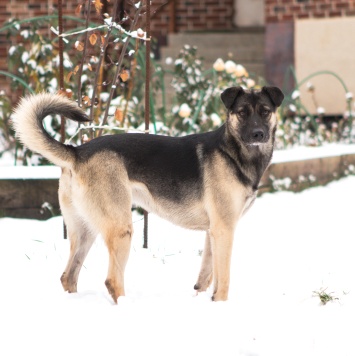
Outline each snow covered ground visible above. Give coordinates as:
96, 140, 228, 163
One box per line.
1, 174, 355, 356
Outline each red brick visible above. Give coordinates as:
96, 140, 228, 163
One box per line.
281, 14, 295, 21
304, 4, 317, 12
319, 4, 332, 10
297, 13, 310, 19
335, 2, 350, 9
329, 10, 342, 17
289, 5, 302, 12
274, 5, 286, 13
266, 15, 280, 22
313, 12, 326, 18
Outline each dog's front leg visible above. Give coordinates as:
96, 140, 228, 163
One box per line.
209, 224, 235, 301
194, 231, 213, 293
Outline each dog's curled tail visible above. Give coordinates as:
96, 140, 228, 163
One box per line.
12, 93, 91, 168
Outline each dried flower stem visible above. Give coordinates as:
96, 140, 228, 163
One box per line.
97, 5, 145, 136
122, 39, 139, 127
88, 1, 122, 124
77, 0, 92, 109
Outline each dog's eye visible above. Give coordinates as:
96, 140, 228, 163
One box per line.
238, 111, 247, 117
262, 109, 270, 116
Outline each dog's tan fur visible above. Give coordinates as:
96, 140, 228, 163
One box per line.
12, 87, 283, 302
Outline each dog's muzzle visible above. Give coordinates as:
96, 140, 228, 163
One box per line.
243, 127, 269, 146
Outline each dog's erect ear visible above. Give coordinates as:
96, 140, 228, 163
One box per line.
261, 86, 284, 108
221, 86, 245, 110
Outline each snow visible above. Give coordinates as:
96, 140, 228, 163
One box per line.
1, 172, 355, 355
272, 143, 355, 163
0, 165, 61, 179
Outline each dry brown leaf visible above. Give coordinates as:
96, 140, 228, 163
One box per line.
75, 41, 84, 51
65, 71, 73, 82
75, 4, 82, 16
114, 108, 124, 122
120, 70, 129, 82
89, 33, 97, 46
73, 65, 80, 75
93, 0, 103, 14
57, 89, 73, 99
83, 95, 91, 106
87, 63, 93, 71
65, 89, 73, 99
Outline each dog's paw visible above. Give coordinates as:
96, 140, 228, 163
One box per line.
211, 291, 228, 302
194, 272, 213, 294
105, 278, 124, 304
60, 272, 77, 293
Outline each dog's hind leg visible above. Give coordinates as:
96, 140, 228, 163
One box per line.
89, 162, 133, 303
59, 171, 97, 294
60, 211, 97, 293
102, 219, 133, 303
194, 231, 213, 293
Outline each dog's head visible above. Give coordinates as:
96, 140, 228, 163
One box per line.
221, 86, 284, 147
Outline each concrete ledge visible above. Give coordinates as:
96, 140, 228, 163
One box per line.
0, 178, 60, 220
259, 153, 355, 194
1, 153, 355, 220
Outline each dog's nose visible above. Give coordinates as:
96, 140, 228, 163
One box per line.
252, 129, 264, 141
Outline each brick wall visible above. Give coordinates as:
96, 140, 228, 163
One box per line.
0, 0, 288, 100
0, 0, 234, 94
264, 0, 355, 88
266, 0, 355, 22
0, 0, 82, 95
150, 0, 235, 36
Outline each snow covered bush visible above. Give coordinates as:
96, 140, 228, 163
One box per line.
0, 17, 80, 164
277, 77, 355, 149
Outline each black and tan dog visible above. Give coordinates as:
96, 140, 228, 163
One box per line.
12, 86, 284, 302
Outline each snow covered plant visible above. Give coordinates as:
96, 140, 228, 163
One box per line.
0, 93, 15, 161
5, 18, 73, 95
0, 18, 79, 164
276, 77, 355, 149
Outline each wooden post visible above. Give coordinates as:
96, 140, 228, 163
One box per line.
58, 0, 65, 143
58, 0, 67, 239
143, 0, 151, 249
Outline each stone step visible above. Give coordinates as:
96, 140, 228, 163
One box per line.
158, 32, 265, 78
167, 32, 265, 48
158, 63, 265, 82
161, 47, 264, 64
